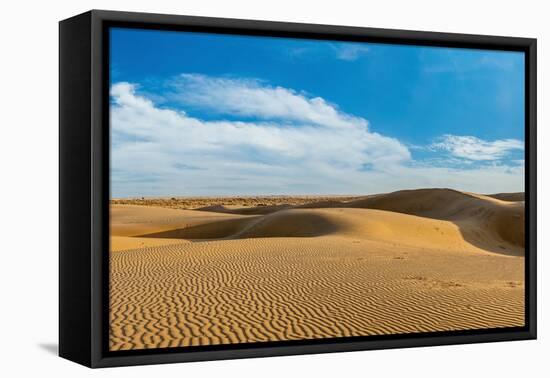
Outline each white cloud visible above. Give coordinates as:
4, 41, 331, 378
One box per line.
430, 134, 524, 161
110, 80, 412, 196
170, 74, 368, 130
331, 44, 370, 61
288, 43, 369, 62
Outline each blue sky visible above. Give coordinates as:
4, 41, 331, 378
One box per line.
110, 27, 525, 197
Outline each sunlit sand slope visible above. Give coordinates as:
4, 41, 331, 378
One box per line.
110, 237, 524, 350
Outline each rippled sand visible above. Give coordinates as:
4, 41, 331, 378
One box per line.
109, 189, 525, 351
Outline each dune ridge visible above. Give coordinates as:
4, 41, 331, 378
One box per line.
137, 189, 524, 255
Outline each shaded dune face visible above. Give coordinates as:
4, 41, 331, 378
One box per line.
143, 210, 339, 239
137, 189, 525, 256
140, 216, 261, 240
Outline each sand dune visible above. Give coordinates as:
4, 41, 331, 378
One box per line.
109, 189, 525, 351
141, 208, 517, 254
342, 189, 525, 253
138, 189, 525, 255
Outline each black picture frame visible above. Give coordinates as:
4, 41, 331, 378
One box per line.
59, 9, 537, 368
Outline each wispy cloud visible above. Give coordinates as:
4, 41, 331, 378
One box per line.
288, 42, 369, 62
333, 43, 370, 61
170, 74, 368, 129
331, 44, 370, 61
430, 134, 524, 161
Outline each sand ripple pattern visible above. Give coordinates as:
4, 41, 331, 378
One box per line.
110, 236, 524, 351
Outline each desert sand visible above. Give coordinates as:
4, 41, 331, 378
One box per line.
109, 188, 525, 351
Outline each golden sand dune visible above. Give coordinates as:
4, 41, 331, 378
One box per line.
138, 189, 524, 255
109, 189, 525, 351
140, 208, 518, 255
342, 189, 525, 253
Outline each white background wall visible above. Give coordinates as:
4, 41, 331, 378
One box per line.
0, 0, 546, 376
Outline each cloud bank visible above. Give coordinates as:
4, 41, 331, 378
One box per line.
110, 75, 524, 197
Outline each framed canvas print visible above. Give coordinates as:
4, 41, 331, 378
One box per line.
59, 10, 537, 368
